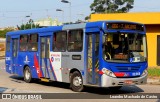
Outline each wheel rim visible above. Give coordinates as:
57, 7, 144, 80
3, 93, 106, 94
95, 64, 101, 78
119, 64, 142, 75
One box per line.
25, 69, 30, 80
73, 76, 82, 87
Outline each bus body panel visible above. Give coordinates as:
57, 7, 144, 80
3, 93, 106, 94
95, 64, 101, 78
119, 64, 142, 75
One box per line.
17, 52, 39, 78
101, 73, 147, 87
62, 24, 87, 84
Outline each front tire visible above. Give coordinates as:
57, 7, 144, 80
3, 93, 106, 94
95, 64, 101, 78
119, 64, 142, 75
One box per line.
70, 71, 84, 92
24, 66, 32, 83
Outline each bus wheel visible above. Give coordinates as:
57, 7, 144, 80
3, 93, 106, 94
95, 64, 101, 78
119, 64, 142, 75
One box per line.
70, 71, 84, 92
24, 66, 32, 83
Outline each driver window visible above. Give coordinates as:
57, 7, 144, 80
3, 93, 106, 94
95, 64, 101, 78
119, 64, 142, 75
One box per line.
103, 33, 128, 61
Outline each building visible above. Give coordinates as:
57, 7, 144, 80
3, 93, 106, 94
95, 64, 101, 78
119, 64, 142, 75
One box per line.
90, 12, 160, 67
34, 17, 63, 26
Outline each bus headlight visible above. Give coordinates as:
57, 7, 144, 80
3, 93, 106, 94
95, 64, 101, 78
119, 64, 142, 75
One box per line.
102, 68, 116, 78
141, 69, 148, 76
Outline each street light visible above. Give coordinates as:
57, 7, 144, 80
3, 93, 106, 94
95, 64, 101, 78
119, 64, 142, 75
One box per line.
56, 9, 64, 23
24, 15, 30, 30
26, 15, 30, 18
61, 0, 71, 23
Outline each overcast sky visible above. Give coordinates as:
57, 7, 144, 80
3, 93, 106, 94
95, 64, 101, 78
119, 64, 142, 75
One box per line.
0, 0, 160, 28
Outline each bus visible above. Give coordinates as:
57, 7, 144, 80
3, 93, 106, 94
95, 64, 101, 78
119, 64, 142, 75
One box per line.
5, 21, 148, 92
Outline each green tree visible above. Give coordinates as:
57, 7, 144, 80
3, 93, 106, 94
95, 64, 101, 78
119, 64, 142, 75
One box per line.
90, 0, 134, 13
17, 19, 40, 30
0, 27, 15, 38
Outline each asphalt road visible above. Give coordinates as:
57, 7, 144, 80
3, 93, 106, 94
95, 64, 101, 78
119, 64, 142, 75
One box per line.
0, 59, 160, 102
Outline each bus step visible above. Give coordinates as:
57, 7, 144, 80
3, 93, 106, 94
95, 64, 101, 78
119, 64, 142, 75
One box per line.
40, 78, 50, 82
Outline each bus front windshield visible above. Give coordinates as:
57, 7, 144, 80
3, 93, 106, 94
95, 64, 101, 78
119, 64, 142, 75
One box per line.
103, 33, 147, 63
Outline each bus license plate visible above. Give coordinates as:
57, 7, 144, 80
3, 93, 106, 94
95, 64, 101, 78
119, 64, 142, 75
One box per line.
124, 80, 133, 85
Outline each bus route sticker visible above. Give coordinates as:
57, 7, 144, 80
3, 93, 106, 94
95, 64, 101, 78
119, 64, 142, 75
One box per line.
50, 52, 62, 82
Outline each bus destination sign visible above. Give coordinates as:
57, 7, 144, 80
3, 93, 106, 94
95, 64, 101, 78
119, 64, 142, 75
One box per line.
106, 23, 144, 31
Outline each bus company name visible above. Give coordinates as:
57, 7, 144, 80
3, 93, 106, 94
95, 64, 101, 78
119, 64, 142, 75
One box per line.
51, 54, 60, 57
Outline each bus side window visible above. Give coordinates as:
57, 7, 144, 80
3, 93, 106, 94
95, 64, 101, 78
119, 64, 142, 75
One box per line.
53, 31, 67, 52
6, 36, 11, 51
68, 29, 83, 52
19, 35, 28, 51
28, 34, 38, 51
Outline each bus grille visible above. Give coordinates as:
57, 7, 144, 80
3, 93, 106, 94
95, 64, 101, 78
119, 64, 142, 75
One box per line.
116, 66, 141, 72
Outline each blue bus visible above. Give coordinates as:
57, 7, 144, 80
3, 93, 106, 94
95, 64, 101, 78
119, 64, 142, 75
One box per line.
5, 21, 148, 92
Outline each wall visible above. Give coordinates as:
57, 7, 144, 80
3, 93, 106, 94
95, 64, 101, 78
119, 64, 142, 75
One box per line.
146, 25, 160, 67
90, 12, 160, 24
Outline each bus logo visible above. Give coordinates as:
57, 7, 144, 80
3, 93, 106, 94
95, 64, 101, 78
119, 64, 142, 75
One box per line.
51, 57, 54, 62
128, 67, 131, 71
130, 58, 133, 63
24, 55, 30, 63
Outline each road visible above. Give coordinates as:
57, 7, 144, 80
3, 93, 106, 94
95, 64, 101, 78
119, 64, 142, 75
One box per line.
0, 59, 160, 102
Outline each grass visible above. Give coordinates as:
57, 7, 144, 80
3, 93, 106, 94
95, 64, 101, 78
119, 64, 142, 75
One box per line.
148, 68, 160, 77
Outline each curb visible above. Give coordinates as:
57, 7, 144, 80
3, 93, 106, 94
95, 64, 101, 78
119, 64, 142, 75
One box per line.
147, 78, 160, 85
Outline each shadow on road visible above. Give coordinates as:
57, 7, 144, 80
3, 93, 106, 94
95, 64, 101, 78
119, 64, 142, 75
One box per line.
0, 87, 8, 93
9, 75, 144, 95
84, 85, 144, 95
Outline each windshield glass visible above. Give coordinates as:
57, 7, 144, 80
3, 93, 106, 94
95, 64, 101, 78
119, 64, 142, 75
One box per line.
103, 33, 147, 63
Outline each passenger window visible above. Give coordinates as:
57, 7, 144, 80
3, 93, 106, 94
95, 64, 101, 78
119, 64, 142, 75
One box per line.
28, 34, 38, 51
68, 30, 83, 52
53, 31, 67, 52
19, 35, 28, 51
6, 36, 11, 51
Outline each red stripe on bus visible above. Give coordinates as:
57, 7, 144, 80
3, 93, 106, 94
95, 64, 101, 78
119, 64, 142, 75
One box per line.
99, 71, 104, 75
49, 59, 57, 81
34, 54, 42, 78
114, 72, 125, 77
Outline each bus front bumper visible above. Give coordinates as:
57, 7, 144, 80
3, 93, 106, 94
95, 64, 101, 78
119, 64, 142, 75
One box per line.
101, 74, 147, 87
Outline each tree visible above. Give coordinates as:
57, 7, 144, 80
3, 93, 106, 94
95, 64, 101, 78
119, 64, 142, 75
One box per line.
17, 19, 40, 30
90, 0, 134, 13
0, 27, 15, 38
85, 16, 90, 21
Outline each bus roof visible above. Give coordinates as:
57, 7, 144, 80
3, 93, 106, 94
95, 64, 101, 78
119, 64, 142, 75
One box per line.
6, 26, 63, 36
6, 20, 145, 36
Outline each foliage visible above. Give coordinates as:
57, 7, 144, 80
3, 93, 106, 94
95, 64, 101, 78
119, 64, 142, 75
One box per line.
148, 68, 160, 77
85, 16, 90, 21
0, 27, 15, 38
90, 0, 134, 13
17, 19, 40, 30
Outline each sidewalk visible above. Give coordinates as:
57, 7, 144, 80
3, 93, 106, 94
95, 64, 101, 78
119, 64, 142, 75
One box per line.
147, 77, 160, 85
0, 51, 5, 60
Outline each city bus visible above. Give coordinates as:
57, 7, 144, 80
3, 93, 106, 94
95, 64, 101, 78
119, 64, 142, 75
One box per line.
5, 21, 148, 92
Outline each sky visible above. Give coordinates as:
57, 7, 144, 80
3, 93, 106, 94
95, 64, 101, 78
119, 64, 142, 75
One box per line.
0, 0, 160, 28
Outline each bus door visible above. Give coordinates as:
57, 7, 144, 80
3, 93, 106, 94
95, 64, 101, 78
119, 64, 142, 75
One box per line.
11, 38, 18, 74
87, 34, 100, 85
40, 36, 53, 80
